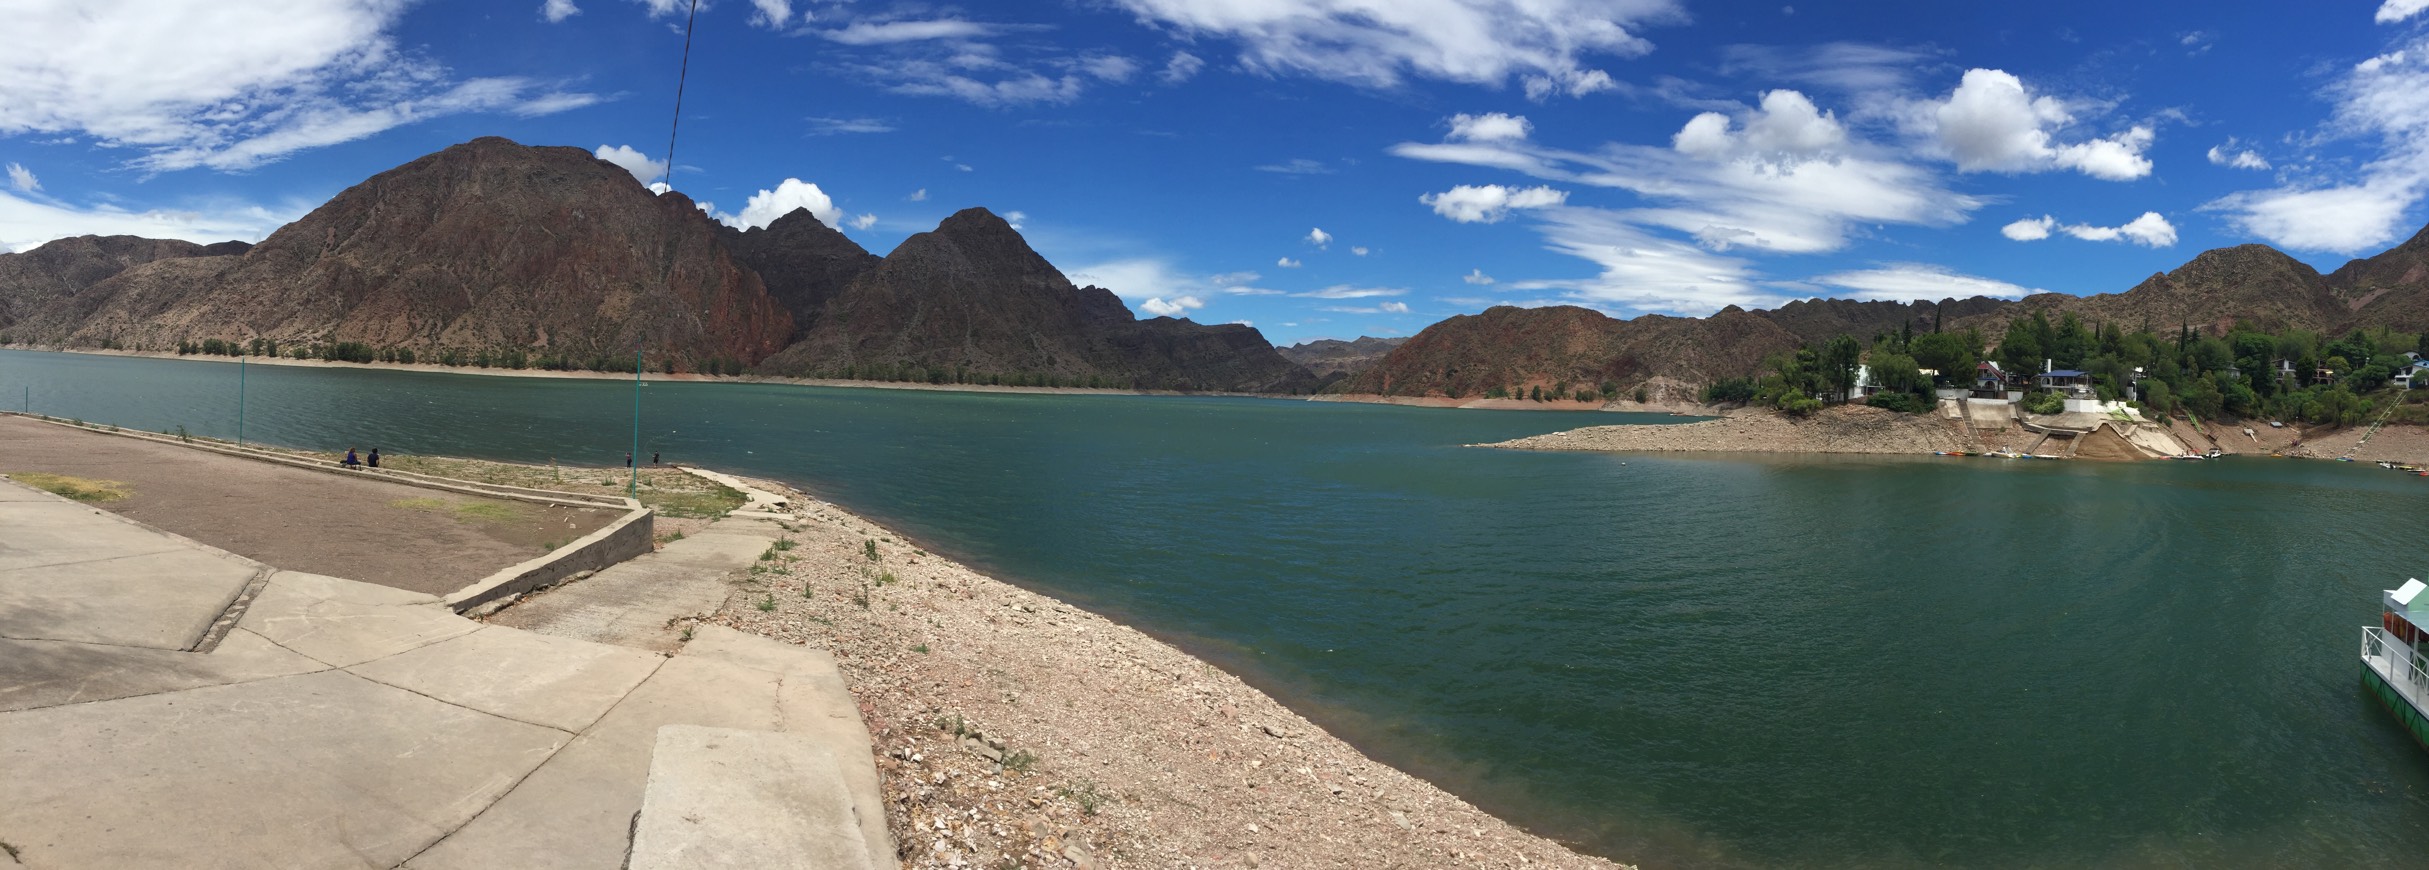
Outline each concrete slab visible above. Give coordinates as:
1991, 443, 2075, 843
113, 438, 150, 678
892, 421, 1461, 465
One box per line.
0, 669, 568, 870
237, 570, 479, 667
0, 629, 326, 712
0, 481, 268, 651
629, 725, 873, 870
349, 626, 666, 733
403, 655, 786, 870
681, 627, 893, 862
488, 516, 790, 651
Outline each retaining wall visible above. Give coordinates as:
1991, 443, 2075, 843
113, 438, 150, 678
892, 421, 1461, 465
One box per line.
442, 508, 655, 612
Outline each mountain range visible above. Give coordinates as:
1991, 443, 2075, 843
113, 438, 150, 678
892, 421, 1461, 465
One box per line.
6, 136, 2429, 399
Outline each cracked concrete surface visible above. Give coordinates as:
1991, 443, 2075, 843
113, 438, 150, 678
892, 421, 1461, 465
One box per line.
0, 472, 893, 869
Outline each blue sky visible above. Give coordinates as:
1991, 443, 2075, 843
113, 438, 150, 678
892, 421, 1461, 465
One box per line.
7, 1, 2429, 346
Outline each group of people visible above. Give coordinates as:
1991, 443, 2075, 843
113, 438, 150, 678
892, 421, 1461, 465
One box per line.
340, 447, 380, 469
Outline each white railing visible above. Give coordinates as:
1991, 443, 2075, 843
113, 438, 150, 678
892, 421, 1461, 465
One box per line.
2362, 626, 2429, 712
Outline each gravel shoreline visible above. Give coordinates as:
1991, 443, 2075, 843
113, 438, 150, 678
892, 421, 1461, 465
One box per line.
700, 475, 1633, 870
1481, 404, 1984, 455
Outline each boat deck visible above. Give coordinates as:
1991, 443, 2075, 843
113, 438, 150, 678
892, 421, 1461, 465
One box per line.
2362, 627, 2429, 745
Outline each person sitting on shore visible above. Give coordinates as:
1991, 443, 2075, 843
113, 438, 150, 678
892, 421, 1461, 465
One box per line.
342, 448, 362, 469
368, 447, 381, 469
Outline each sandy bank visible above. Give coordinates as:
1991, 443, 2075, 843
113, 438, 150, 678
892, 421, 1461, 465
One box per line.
1312, 393, 1714, 414
1482, 404, 1983, 455
696, 473, 1633, 869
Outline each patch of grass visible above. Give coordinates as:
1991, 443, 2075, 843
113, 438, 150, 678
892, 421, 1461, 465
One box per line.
680, 625, 695, 642
655, 530, 686, 545
1003, 749, 1037, 774
755, 595, 777, 613
800, 584, 815, 598
934, 712, 971, 737
875, 570, 898, 587
862, 538, 880, 561
641, 483, 746, 519
391, 497, 522, 523
911, 643, 930, 654
772, 535, 795, 551
1056, 780, 1111, 815
7, 472, 131, 503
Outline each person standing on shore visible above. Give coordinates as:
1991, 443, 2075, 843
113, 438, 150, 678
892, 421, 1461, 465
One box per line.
625, 452, 633, 468
651, 452, 660, 465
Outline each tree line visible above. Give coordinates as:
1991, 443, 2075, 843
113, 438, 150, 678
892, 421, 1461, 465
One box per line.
1703, 312, 2429, 427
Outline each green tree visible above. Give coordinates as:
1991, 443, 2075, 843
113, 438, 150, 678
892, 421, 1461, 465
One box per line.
1822, 335, 1862, 403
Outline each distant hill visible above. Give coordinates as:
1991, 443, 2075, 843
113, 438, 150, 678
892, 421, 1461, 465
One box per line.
754, 207, 1317, 392
1344, 224, 2429, 401
1278, 336, 1406, 378
0, 235, 230, 338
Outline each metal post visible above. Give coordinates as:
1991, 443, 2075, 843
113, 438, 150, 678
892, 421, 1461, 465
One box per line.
630, 347, 642, 499
237, 356, 246, 446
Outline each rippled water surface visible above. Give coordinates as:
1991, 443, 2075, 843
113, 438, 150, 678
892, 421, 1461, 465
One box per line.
7, 348, 2427, 868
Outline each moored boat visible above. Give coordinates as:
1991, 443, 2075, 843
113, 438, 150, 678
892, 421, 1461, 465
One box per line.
2362, 579, 2429, 748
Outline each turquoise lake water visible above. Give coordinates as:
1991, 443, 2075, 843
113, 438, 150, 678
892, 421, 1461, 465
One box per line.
5, 348, 2428, 868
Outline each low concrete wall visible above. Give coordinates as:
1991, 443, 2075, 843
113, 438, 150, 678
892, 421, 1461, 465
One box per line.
443, 507, 655, 613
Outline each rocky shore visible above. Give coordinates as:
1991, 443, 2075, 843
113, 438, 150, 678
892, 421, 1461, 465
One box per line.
700, 475, 1631, 869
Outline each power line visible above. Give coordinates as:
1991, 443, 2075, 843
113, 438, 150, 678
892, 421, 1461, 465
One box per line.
657, 0, 703, 191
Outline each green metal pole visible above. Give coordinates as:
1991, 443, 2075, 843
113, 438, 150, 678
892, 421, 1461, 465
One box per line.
630, 347, 642, 499
237, 356, 246, 446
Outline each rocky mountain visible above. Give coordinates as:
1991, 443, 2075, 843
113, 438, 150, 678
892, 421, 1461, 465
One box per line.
6, 137, 795, 370
717, 208, 881, 337
1338, 305, 1801, 400
0, 235, 229, 336
1278, 336, 1406, 377
1955, 244, 2347, 339
2335, 225, 2429, 332
755, 208, 1315, 392
1753, 296, 2013, 346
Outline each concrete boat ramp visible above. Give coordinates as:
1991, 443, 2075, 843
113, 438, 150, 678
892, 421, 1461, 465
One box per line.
0, 456, 895, 867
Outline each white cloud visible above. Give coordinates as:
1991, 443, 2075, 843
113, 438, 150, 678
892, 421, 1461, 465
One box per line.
1296, 285, 1405, 299
1305, 227, 1333, 248
806, 117, 896, 135
1106, 0, 1683, 97
1463, 268, 1496, 285
1162, 51, 1206, 84
847, 213, 877, 230
6, 163, 37, 193
715, 179, 842, 230
1396, 87, 1987, 314
2000, 212, 2177, 246
821, 19, 997, 45
1277, 257, 1303, 268
2, 1, 596, 173
2001, 216, 2054, 241
1809, 263, 2043, 302
1913, 69, 2154, 181
2209, 37, 2429, 252
1421, 184, 1569, 223
1083, 56, 1139, 83
908, 188, 928, 202
1230, 319, 1253, 327
1140, 295, 1205, 317
748, 0, 792, 28
1449, 112, 1533, 142
1004, 210, 1027, 230
1671, 90, 1847, 159
1351, 246, 1370, 256
1322, 301, 1414, 314
541, 0, 579, 23
0, 189, 306, 253
1209, 270, 1260, 286
593, 145, 666, 186
2381, 0, 2429, 24
2206, 141, 2271, 170
1256, 158, 1333, 175
2060, 212, 2178, 247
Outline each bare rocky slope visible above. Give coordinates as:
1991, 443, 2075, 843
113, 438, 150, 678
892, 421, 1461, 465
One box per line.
753, 207, 1318, 393
716, 206, 882, 338
0, 235, 231, 337
1277, 335, 1405, 378
6, 137, 797, 370
1339, 304, 1803, 399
